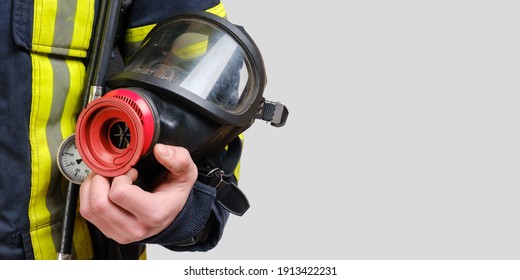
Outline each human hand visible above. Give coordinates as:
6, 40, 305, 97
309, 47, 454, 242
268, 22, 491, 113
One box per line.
79, 143, 197, 244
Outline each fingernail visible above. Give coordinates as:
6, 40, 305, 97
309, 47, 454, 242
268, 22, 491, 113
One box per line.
156, 143, 172, 158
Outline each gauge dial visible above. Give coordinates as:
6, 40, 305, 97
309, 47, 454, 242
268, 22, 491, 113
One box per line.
57, 134, 91, 185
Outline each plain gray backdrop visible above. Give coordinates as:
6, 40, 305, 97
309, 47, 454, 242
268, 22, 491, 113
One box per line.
148, 0, 520, 259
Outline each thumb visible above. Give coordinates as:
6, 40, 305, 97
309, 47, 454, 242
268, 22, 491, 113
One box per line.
153, 143, 197, 182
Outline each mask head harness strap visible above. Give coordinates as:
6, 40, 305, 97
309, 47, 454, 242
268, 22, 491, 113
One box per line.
197, 137, 250, 216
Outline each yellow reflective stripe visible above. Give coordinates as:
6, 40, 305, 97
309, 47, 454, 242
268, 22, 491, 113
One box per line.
124, 2, 227, 47
64, 61, 93, 260
30, 0, 95, 258
33, 0, 93, 57
61, 60, 84, 136
63, 60, 94, 260
123, 24, 156, 62
234, 134, 244, 181
168, 3, 227, 60
69, 0, 95, 57
29, 55, 94, 260
139, 249, 147, 260
29, 53, 56, 260
125, 24, 156, 44
72, 214, 94, 260
32, 0, 57, 54
206, 2, 227, 18
173, 39, 208, 60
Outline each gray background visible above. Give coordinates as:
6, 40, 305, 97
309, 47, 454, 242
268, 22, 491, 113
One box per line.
148, 0, 520, 259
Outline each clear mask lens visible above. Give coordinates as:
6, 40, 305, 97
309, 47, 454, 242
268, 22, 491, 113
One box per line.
125, 18, 254, 114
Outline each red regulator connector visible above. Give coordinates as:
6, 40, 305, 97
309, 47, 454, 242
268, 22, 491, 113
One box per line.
76, 89, 156, 177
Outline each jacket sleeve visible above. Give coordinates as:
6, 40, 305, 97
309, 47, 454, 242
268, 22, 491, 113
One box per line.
138, 181, 230, 252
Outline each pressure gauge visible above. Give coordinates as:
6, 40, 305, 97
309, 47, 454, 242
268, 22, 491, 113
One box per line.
57, 134, 92, 185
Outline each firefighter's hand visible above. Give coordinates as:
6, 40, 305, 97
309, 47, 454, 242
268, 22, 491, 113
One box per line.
79, 143, 197, 244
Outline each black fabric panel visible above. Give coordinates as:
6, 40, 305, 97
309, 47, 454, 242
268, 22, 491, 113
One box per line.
126, 0, 220, 28
0, 0, 34, 259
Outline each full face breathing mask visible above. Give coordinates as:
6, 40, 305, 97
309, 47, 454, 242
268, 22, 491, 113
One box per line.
73, 12, 289, 185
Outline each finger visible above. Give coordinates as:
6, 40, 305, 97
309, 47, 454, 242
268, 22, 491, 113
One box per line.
110, 183, 174, 230
110, 168, 138, 187
78, 172, 94, 220
81, 174, 137, 238
108, 169, 160, 221
79, 173, 114, 230
153, 143, 197, 185
108, 161, 188, 232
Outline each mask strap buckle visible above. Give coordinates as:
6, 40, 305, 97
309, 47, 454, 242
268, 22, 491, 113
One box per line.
197, 137, 250, 216
256, 98, 289, 128
204, 167, 225, 191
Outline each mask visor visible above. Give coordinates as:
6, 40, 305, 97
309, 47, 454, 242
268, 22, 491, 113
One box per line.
125, 16, 256, 116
